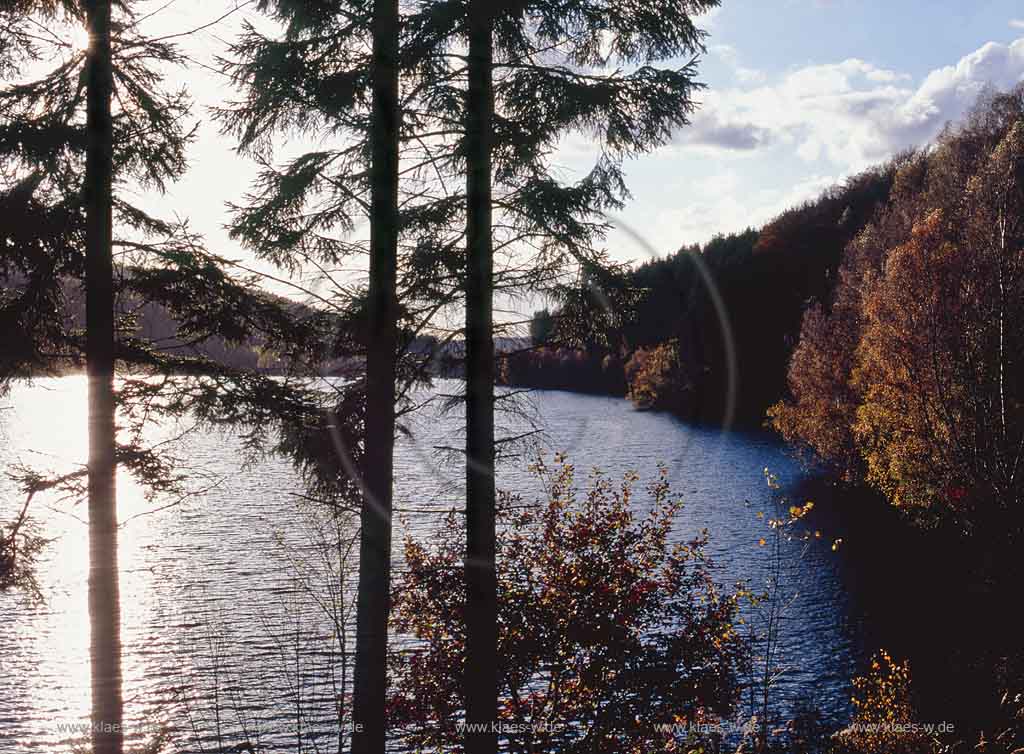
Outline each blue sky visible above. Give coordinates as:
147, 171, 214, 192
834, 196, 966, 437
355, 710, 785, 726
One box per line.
595, 0, 1024, 260
139, 1, 1024, 285
711, 0, 1020, 77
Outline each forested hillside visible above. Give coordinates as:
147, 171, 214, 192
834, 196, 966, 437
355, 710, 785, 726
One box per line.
503, 151, 901, 422
626, 159, 897, 421
510, 87, 1024, 459
0, 274, 336, 374
771, 85, 1024, 547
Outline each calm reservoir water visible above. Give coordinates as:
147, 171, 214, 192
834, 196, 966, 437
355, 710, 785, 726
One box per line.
0, 377, 865, 752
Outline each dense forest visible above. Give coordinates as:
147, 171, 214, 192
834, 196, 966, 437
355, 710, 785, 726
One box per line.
503, 152, 900, 423
507, 87, 1024, 457
2, 1, 1024, 754
509, 86, 1024, 549
500, 86, 1024, 749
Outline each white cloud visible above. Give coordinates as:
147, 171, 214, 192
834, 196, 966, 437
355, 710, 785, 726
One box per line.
1011, 19, 1024, 30
710, 43, 767, 86
678, 38, 1024, 171
900, 39, 1024, 144
736, 67, 768, 86
580, 34, 1024, 261
639, 173, 840, 254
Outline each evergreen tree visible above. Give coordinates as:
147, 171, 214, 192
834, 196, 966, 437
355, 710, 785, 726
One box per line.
1, 5, 345, 750
356, 0, 401, 751
528, 308, 554, 346
443, 3, 721, 749
220, 3, 718, 751
463, 3, 497, 750
217, 3, 460, 751
82, 2, 121, 752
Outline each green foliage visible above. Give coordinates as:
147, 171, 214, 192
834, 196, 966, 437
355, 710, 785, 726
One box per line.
388, 456, 748, 753
0, 2, 367, 595
220, 0, 723, 416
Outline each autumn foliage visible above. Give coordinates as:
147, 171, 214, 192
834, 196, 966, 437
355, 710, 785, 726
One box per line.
832, 650, 936, 754
625, 340, 688, 411
771, 87, 1024, 542
387, 456, 748, 753
829, 650, 1024, 754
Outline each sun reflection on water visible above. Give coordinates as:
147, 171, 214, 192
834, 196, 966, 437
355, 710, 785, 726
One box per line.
1, 376, 861, 752
1, 376, 184, 751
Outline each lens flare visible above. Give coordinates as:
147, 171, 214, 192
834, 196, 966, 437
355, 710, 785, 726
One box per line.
69, 26, 90, 53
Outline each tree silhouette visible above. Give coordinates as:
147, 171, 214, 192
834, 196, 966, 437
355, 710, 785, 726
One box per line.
446, 3, 720, 748
82, 2, 121, 752
463, 2, 498, 750
358, 0, 401, 750
217, 2, 465, 750
0, 6, 348, 751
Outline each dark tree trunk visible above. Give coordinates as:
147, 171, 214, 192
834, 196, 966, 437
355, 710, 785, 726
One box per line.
83, 2, 122, 754
464, 2, 498, 752
350, 0, 400, 751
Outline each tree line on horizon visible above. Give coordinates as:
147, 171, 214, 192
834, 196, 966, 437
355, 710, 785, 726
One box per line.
4, 0, 1024, 752
0, 1, 724, 754
509, 83, 1024, 576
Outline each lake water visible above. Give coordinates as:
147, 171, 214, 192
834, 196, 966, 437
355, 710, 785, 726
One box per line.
0, 377, 865, 752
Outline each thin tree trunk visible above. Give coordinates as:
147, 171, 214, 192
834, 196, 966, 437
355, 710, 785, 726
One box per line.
464, 2, 498, 752
350, 0, 400, 751
83, 2, 121, 754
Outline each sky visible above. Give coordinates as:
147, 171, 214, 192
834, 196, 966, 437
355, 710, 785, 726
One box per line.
608, 0, 1024, 260
124, 0, 1024, 287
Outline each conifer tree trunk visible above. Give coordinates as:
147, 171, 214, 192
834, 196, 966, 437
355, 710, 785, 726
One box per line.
83, 2, 122, 753
351, 0, 400, 751
464, 1, 498, 752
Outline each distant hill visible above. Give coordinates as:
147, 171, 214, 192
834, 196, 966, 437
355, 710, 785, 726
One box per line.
2, 274, 530, 380
0, 273, 355, 375
503, 154, 904, 424
627, 157, 900, 422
